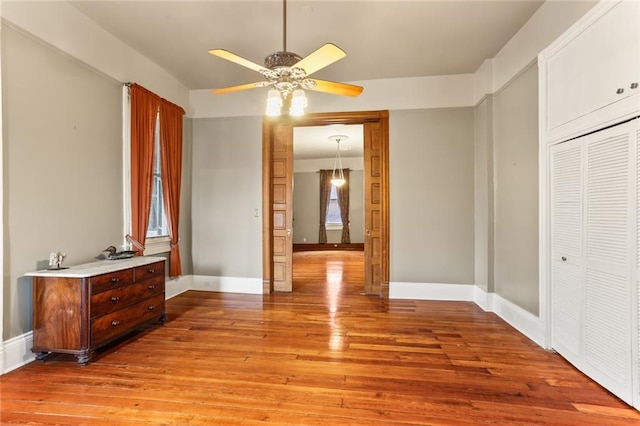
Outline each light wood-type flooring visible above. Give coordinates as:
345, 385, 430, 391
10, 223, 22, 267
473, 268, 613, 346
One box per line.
1, 250, 639, 425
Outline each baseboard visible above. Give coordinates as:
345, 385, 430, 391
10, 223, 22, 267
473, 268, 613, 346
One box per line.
389, 281, 545, 348
165, 274, 192, 299
191, 275, 263, 294
485, 292, 545, 347
389, 281, 475, 300
1, 331, 35, 374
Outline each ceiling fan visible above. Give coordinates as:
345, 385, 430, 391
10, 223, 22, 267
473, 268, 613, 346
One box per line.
208, 0, 363, 110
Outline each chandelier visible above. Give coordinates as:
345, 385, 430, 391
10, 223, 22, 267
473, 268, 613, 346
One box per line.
329, 135, 348, 187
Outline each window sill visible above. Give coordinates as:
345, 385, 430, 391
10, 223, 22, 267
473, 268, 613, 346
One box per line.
325, 224, 343, 231
144, 236, 171, 255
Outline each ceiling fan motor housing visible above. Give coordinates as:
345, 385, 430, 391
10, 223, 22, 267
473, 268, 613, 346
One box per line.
264, 51, 302, 69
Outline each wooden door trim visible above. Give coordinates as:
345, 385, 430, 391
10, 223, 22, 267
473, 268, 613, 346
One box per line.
262, 110, 390, 297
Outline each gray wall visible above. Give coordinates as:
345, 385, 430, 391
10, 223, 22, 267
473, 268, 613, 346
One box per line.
191, 108, 476, 286
191, 116, 263, 278
2, 26, 123, 338
389, 108, 475, 284
474, 97, 494, 292
492, 64, 539, 314
2, 26, 194, 339
293, 170, 364, 244
179, 117, 194, 275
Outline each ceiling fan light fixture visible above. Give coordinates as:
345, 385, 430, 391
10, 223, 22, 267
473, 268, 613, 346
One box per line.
266, 89, 283, 116
289, 89, 307, 116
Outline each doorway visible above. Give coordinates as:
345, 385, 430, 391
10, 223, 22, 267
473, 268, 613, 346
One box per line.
262, 111, 389, 297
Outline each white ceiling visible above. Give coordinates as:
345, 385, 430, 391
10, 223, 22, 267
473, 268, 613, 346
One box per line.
294, 124, 363, 159
68, 0, 544, 91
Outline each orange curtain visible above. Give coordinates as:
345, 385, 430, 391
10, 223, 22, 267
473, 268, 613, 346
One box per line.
130, 84, 160, 254
159, 101, 184, 277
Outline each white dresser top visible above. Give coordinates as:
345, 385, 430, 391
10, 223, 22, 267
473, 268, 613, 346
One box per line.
25, 256, 165, 278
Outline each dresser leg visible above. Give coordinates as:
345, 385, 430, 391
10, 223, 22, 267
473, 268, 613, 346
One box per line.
34, 351, 52, 361
160, 313, 167, 324
76, 352, 92, 365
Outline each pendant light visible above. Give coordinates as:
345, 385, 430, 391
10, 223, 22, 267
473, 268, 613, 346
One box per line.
329, 135, 348, 187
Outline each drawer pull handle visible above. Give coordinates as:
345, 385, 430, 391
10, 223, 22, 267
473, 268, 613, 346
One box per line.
616, 88, 624, 94
110, 296, 120, 303
110, 277, 119, 283
147, 269, 155, 274
111, 320, 120, 327
148, 305, 155, 311
561, 256, 567, 262
631, 83, 638, 89
148, 285, 155, 290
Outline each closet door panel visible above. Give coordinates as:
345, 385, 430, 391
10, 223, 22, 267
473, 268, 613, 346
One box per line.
584, 125, 633, 404
550, 140, 583, 365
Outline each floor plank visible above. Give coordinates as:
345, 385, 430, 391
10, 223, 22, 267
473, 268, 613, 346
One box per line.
1, 250, 638, 425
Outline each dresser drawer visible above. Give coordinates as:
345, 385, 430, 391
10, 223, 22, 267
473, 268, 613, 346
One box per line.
90, 269, 134, 294
90, 276, 165, 318
134, 261, 164, 281
91, 293, 165, 346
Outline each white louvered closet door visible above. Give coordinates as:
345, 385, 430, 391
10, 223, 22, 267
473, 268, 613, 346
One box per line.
550, 139, 583, 367
583, 121, 635, 405
550, 119, 638, 406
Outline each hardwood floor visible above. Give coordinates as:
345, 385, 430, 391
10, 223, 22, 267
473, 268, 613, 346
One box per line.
1, 250, 639, 425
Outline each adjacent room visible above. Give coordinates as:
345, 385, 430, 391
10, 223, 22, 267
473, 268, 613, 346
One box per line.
1, 0, 639, 424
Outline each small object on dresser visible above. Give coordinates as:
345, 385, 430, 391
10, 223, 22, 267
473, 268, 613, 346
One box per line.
48, 251, 68, 270
102, 246, 137, 260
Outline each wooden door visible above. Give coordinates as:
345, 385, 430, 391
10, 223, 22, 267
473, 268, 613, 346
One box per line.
364, 121, 386, 296
270, 123, 294, 292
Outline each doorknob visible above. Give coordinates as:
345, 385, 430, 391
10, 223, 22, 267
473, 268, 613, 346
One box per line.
366, 229, 371, 237
286, 229, 291, 237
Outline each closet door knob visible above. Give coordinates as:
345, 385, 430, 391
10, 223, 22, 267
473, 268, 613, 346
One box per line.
561, 256, 567, 262
616, 88, 625, 94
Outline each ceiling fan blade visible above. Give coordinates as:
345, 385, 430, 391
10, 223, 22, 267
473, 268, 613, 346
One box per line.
294, 43, 346, 76
212, 82, 265, 95
307, 79, 363, 97
208, 49, 269, 73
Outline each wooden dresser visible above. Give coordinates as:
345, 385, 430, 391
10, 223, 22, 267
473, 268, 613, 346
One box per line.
26, 256, 166, 364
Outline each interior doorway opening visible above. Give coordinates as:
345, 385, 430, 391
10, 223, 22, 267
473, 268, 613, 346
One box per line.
292, 124, 364, 250
262, 111, 389, 297
291, 124, 365, 294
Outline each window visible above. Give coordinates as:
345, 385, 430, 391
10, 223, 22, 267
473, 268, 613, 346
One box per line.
123, 86, 170, 256
146, 113, 169, 238
325, 184, 342, 227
